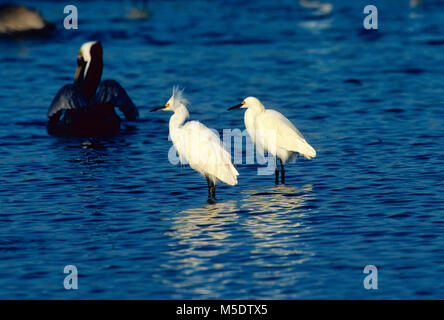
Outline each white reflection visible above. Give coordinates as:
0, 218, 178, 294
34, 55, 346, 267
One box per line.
161, 201, 240, 297
163, 185, 317, 296
241, 184, 314, 215
410, 0, 423, 8
167, 200, 239, 260
300, 0, 333, 16
240, 184, 316, 265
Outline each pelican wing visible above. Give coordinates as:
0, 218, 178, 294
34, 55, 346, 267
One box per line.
173, 121, 239, 186
94, 79, 139, 120
256, 109, 316, 159
47, 84, 89, 119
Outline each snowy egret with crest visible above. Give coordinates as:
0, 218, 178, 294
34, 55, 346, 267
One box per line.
229, 97, 316, 184
151, 87, 239, 200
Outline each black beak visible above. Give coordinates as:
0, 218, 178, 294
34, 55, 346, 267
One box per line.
228, 103, 243, 111
150, 106, 166, 112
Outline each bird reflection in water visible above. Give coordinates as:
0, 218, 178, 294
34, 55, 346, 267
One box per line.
168, 200, 239, 260
163, 186, 316, 297
168, 184, 315, 267
162, 201, 239, 296
242, 184, 314, 215
240, 184, 316, 266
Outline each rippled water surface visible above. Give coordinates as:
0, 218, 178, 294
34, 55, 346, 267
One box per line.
0, 0, 443, 299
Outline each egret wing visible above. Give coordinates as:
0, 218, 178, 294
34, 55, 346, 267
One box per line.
94, 79, 139, 120
177, 121, 239, 185
256, 109, 316, 159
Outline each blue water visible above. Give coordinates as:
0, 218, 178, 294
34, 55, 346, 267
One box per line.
0, 0, 443, 299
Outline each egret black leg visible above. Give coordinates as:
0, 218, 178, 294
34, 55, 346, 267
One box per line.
280, 158, 285, 184
206, 177, 216, 200
211, 183, 216, 200
275, 157, 279, 185
206, 176, 212, 199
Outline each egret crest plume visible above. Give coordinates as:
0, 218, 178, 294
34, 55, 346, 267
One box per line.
171, 86, 189, 109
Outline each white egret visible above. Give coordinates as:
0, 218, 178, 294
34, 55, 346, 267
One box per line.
151, 87, 239, 200
229, 97, 316, 184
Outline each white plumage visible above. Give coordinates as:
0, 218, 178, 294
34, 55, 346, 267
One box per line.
229, 96, 316, 183
171, 120, 238, 186
79, 41, 95, 76
151, 87, 238, 199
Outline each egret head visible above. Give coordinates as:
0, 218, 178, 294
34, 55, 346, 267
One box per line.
228, 96, 265, 112
151, 86, 189, 112
74, 41, 103, 99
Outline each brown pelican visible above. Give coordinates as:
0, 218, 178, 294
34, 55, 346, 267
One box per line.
0, 4, 54, 36
47, 41, 139, 137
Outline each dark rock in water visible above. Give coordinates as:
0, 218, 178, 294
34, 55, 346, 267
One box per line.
0, 4, 55, 37
344, 78, 362, 86
426, 39, 444, 46
385, 108, 405, 113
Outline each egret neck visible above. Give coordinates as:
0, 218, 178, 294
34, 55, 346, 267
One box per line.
169, 103, 189, 139
244, 100, 265, 143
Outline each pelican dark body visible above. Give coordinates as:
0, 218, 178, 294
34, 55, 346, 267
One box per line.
47, 41, 139, 137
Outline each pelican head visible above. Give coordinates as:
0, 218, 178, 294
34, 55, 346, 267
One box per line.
74, 41, 103, 99
228, 96, 265, 113
150, 86, 189, 112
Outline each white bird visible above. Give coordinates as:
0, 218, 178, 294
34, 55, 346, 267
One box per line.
151, 87, 239, 200
229, 97, 316, 184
